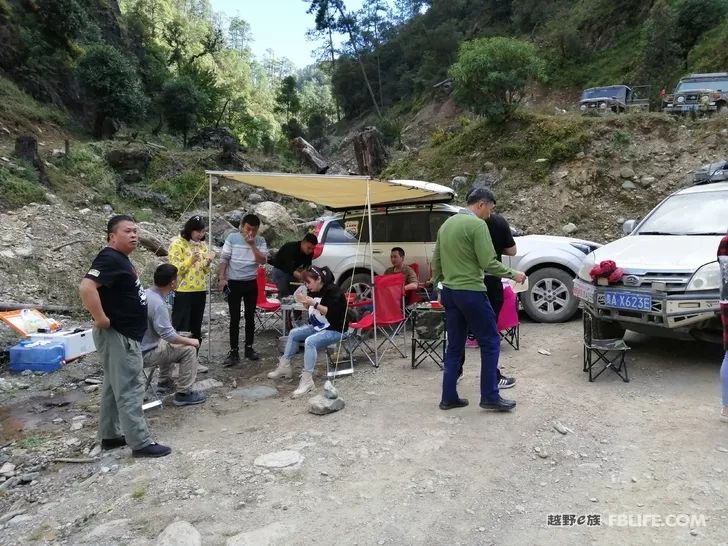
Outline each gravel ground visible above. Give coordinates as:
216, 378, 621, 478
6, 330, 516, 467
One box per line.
1, 316, 726, 546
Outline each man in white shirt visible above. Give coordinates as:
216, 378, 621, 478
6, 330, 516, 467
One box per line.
218, 213, 268, 366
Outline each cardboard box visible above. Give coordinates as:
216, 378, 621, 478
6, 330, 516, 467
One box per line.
29, 329, 96, 361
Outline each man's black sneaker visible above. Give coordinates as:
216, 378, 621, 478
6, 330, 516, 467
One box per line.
101, 436, 127, 450
222, 350, 240, 367
479, 397, 516, 411
439, 398, 469, 410
244, 347, 260, 361
173, 390, 207, 407
498, 375, 516, 389
156, 380, 174, 395
132, 442, 172, 458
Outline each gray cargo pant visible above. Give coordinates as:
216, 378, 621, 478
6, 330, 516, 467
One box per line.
93, 327, 152, 451
142, 340, 198, 393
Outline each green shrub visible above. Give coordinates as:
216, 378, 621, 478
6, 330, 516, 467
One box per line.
0, 162, 47, 209
151, 170, 207, 210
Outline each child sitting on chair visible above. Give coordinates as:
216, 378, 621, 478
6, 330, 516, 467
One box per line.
268, 265, 348, 397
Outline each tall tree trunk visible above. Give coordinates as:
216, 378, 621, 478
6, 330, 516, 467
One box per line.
336, 6, 382, 118
328, 26, 341, 122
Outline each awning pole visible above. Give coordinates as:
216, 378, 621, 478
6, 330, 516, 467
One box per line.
207, 173, 213, 363
367, 180, 378, 367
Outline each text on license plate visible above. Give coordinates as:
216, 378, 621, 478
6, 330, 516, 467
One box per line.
602, 291, 652, 311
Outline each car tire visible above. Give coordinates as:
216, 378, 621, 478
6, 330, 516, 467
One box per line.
521, 267, 579, 323
717, 103, 728, 116
339, 272, 373, 301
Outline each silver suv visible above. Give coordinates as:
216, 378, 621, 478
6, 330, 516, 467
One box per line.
311, 204, 601, 323
574, 181, 728, 341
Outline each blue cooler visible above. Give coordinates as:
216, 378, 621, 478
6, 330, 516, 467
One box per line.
9, 339, 65, 373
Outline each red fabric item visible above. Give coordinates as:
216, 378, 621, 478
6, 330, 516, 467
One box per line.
607, 267, 624, 283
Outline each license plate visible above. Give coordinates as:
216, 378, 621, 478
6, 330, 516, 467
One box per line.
602, 291, 652, 311
573, 279, 596, 301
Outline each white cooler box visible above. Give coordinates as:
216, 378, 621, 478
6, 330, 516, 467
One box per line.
29, 329, 96, 361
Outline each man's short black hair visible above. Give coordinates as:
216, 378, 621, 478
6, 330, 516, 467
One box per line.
241, 213, 260, 227
466, 187, 496, 206
154, 263, 178, 287
391, 247, 405, 257
106, 214, 135, 242
303, 233, 318, 245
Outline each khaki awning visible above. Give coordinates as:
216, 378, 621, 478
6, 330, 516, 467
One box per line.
206, 171, 454, 211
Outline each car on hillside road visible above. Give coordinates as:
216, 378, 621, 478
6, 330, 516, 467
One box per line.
311, 203, 601, 323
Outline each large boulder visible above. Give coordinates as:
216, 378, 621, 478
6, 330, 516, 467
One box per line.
156, 521, 201, 546
189, 127, 242, 150
105, 146, 153, 173
210, 216, 237, 247
253, 201, 297, 243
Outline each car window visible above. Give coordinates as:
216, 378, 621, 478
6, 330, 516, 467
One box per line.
636, 190, 728, 235
386, 212, 429, 242
429, 211, 454, 239
322, 219, 360, 243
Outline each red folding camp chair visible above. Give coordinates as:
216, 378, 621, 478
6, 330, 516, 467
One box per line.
498, 284, 520, 350
348, 273, 407, 367
254, 267, 282, 334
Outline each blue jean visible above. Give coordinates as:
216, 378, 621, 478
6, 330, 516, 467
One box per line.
441, 287, 501, 404
721, 351, 728, 406
283, 325, 344, 373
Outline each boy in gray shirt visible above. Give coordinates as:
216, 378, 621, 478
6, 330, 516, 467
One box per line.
142, 264, 206, 406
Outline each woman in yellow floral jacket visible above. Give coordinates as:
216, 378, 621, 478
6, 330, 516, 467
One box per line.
168, 215, 214, 349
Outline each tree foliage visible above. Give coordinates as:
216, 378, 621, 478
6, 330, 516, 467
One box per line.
449, 37, 546, 121
160, 77, 208, 147
77, 45, 148, 138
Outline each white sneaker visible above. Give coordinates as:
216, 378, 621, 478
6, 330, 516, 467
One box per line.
267, 358, 293, 379
197, 364, 209, 374
292, 371, 315, 398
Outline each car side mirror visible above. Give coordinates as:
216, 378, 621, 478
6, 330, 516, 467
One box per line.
623, 219, 637, 235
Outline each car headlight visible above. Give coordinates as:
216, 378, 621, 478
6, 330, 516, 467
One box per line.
677, 96, 685, 103
577, 253, 596, 281
686, 261, 720, 291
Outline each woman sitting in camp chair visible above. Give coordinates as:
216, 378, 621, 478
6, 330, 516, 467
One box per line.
267, 265, 348, 397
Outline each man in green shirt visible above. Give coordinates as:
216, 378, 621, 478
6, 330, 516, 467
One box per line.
432, 187, 526, 412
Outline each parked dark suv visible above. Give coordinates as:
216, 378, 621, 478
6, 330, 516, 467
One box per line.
663, 72, 728, 114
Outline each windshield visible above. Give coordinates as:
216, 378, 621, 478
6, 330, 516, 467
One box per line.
676, 78, 728, 92
635, 190, 728, 235
581, 86, 626, 100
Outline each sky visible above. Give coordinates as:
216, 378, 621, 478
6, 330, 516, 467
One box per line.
210, 0, 365, 68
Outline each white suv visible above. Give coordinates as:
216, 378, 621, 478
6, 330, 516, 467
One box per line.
573, 181, 728, 341
311, 204, 601, 323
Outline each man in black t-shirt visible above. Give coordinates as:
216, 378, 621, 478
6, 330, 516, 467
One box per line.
271, 233, 318, 329
79, 215, 171, 458
270, 233, 318, 298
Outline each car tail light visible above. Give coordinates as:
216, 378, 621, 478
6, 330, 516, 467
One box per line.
312, 220, 323, 237
312, 243, 324, 259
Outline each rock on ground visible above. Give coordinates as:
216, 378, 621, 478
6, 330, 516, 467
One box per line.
156, 520, 201, 546
309, 394, 345, 415
225, 522, 293, 546
253, 450, 304, 469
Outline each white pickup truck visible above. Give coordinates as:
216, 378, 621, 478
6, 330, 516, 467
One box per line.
573, 179, 728, 342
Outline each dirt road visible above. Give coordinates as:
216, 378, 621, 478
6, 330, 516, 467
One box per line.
0, 317, 726, 545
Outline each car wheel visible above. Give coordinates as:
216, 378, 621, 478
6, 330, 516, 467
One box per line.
340, 272, 373, 302
717, 103, 728, 116
522, 267, 579, 323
